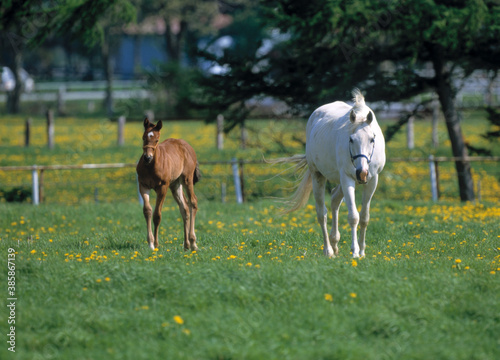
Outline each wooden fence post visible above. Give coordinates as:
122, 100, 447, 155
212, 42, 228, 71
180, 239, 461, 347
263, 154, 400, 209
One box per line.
57, 86, 66, 116
216, 114, 224, 150
46, 109, 54, 150
239, 159, 246, 203
31, 166, 39, 205
145, 110, 154, 122
221, 182, 226, 203
118, 116, 126, 146
39, 169, 44, 203
231, 158, 243, 204
429, 155, 438, 202
407, 116, 414, 150
25, 118, 31, 147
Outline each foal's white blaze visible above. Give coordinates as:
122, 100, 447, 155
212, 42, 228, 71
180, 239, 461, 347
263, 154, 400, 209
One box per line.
147, 131, 154, 139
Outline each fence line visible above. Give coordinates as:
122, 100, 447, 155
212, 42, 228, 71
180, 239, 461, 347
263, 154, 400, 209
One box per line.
0, 157, 499, 205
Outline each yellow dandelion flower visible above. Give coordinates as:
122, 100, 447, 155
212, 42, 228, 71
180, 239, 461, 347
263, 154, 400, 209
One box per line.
455, 259, 462, 264
173, 315, 184, 325
324, 294, 333, 302
105, 277, 111, 282
96, 279, 102, 283
349, 292, 357, 298
30, 249, 36, 254
246, 262, 252, 266
351, 260, 358, 267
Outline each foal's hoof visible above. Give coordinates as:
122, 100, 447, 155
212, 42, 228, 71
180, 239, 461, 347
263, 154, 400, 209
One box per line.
324, 247, 335, 258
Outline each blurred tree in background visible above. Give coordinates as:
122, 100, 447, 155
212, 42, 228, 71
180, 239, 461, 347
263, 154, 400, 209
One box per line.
1, 0, 499, 201
196, 0, 500, 201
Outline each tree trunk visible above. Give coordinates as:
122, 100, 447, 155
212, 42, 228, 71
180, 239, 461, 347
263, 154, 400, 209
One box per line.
165, 19, 187, 62
432, 52, 475, 202
102, 34, 113, 117
7, 51, 23, 114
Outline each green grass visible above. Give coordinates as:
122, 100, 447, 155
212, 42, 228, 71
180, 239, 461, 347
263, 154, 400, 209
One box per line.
1, 199, 499, 359
1, 112, 499, 358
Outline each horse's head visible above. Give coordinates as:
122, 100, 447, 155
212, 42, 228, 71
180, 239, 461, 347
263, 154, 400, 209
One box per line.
142, 117, 162, 164
349, 110, 375, 184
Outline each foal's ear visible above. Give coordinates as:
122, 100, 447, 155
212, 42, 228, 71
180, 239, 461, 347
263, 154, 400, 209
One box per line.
366, 111, 373, 125
349, 110, 356, 123
143, 117, 151, 129
155, 120, 163, 131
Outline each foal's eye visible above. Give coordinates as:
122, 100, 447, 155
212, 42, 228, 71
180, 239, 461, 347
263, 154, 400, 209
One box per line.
370, 138, 375, 143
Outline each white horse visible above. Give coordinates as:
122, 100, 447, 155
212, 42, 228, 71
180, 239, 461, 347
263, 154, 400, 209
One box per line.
281, 89, 385, 258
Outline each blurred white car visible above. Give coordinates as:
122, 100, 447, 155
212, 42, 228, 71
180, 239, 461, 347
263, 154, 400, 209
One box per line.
0, 67, 34, 93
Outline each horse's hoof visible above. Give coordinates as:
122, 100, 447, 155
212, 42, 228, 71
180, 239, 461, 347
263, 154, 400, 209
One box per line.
324, 248, 335, 258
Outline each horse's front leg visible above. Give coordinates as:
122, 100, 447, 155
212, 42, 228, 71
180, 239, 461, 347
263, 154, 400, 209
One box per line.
329, 185, 344, 256
139, 184, 155, 250
359, 174, 379, 257
340, 174, 360, 258
312, 173, 334, 257
153, 185, 168, 250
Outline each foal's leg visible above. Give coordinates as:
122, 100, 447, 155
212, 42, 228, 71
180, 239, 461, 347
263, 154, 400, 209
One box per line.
183, 177, 199, 251
152, 185, 168, 250
312, 172, 334, 257
170, 182, 191, 251
359, 174, 378, 257
139, 184, 155, 250
329, 185, 344, 256
340, 174, 360, 258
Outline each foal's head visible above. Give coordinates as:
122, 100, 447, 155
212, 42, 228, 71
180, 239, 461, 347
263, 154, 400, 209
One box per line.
348, 110, 376, 184
142, 117, 162, 164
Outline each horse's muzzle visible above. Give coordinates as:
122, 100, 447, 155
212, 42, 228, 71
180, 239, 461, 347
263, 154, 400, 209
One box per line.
356, 169, 368, 184
144, 154, 153, 163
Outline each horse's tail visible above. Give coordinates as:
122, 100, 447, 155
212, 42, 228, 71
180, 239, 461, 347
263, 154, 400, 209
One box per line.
269, 155, 312, 215
193, 162, 201, 185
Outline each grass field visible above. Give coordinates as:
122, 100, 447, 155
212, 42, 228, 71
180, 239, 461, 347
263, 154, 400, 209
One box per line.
1, 199, 499, 359
1, 112, 500, 359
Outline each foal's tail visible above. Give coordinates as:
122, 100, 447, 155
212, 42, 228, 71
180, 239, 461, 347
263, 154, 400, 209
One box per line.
269, 155, 312, 215
193, 162, 201, 185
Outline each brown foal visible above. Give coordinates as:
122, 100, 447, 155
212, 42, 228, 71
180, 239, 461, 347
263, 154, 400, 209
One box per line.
136, 118, 201, 251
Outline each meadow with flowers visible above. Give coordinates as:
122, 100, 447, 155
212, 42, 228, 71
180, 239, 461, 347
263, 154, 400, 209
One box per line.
1, 113, 499, 359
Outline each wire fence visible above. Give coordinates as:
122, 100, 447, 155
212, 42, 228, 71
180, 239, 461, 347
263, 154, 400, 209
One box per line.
0, 157, 499, 205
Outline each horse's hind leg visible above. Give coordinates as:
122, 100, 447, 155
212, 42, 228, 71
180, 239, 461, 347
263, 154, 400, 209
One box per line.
170, 182, 192, 251
184, 177, 199, 251
330, 185, 344, 256
139, 184, 155, 250
359, 174, 379, 257
312, 172, 334, 257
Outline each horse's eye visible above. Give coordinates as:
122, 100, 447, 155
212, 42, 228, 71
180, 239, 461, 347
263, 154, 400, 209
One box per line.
371, 138, 375, 143
349, 138, 353, 143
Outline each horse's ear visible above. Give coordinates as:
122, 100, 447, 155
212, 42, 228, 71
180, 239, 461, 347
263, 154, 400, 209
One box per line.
366, 111, 373, 125
143, 117, 150, 129
155, 120, 163, 131
350, 110, 356, 123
